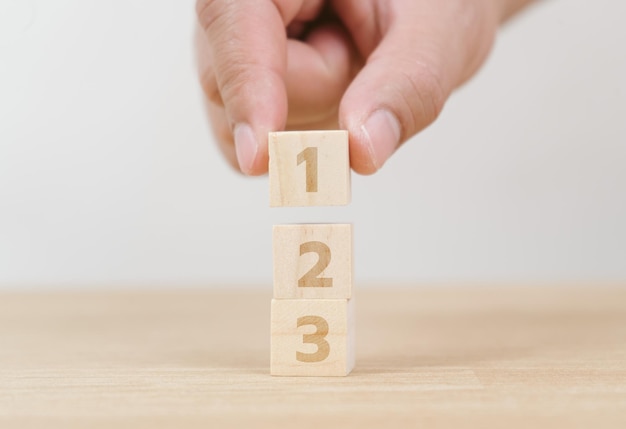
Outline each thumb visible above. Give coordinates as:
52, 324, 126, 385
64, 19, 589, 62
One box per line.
338, 2, 496, 174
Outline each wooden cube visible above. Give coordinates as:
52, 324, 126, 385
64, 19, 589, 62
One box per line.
273, 224, 352, 300
269, 130, 350, 207
271, 298, 355, 376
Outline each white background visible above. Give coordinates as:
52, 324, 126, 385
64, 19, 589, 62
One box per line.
0, 0, 624, 289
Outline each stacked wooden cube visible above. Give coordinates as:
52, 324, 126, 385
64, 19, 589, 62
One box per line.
269, 130, 355, 377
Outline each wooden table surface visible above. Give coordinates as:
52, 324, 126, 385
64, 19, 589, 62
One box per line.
1, 287, 625, 428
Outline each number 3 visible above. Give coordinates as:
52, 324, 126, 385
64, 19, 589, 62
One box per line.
296, 315, 330, 362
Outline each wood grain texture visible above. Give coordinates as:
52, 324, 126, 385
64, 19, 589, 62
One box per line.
1, 287, 625, 428
271, 298, 355, 376
273, 224, 353, 299
269, 130, 350, 207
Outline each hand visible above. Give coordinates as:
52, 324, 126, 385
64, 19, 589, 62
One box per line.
195, 0, 532, 175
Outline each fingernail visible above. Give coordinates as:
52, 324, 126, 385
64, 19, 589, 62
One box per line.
234, 123, 258, 175
361, 109, 401, 170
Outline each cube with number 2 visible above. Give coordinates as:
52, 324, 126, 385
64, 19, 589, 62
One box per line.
273, 224, 352, 300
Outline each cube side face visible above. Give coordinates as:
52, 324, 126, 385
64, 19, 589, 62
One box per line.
270, 299, 354, 376
269, 130, 350, 207
273, 224, 352, 300
346, 297, 356, 374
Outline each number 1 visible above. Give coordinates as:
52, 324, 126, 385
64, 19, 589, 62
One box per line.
297, 147, 318, 193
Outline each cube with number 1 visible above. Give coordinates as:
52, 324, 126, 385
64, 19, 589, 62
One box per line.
269, 130, 350, 207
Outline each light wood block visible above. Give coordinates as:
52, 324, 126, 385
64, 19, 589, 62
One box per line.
271, 298, 355, 376
269, 130, 350, 207
273, 223, 352, 300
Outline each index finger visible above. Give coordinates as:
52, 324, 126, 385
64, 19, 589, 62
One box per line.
196, 0, 289, 175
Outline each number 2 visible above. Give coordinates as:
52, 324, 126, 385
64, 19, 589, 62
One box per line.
297, 147, 318, 193
296, 315, 330, 362
298, 241, 333, 288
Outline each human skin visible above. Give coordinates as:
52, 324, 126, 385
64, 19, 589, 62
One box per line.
195, 0, 535, 175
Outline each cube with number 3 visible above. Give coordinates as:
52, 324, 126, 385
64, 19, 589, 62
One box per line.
271, 298, 355, 377
269, 130, 350, 207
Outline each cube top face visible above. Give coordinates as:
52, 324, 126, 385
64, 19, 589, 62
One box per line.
269, 130, 351, 207
271, 298, 355, 377
273, 224, 352, 300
